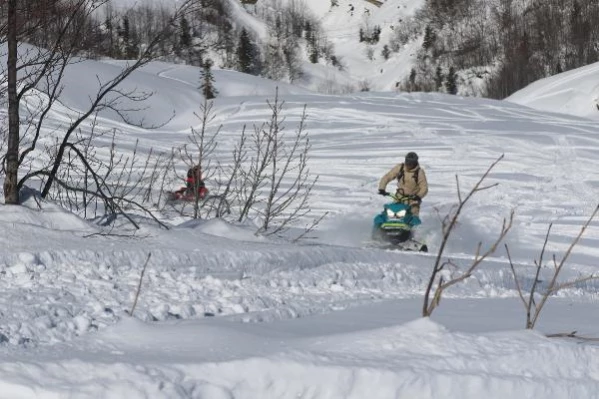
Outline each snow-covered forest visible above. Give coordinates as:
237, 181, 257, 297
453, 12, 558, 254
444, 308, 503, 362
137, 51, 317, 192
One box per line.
29, 0, 599, 97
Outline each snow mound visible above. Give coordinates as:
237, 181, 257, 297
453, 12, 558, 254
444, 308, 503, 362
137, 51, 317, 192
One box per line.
2, 312, 599, 399
506, 62, 599, 120
0, 194, 94, 233
177, 218, 265, 243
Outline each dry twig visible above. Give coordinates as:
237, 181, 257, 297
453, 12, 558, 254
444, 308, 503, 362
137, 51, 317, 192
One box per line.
506, 204, 599, 329
130, 252, 152, 317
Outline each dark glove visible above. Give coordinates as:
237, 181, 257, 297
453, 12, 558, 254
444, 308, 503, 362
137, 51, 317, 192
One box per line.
378, 189, 388, 196
410, 195, 422, 203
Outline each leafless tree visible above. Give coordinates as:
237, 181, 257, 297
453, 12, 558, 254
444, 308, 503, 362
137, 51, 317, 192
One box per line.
4, 0, 195, 217
174, 97, 221, 219
40, 120, 170, 229
506, 204, 599, 329
423, 154, 514, 317
234, 90, 321, 237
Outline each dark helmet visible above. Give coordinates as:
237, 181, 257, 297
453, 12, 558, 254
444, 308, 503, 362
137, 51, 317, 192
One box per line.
405, 152, 419, 168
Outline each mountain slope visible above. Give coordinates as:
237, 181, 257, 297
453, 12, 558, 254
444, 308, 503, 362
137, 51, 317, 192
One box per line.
236, 0, 426, 91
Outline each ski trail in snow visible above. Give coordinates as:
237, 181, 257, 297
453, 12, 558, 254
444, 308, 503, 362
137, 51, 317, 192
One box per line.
156, 65, 197, 88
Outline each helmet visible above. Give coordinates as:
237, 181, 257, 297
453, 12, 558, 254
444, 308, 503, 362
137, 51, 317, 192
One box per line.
405, 152, 419, 168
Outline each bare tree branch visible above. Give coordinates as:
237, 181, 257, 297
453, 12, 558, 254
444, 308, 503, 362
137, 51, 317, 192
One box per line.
505, 244, 528, 310
507, 204, 599, 329
423, 154, 509, 317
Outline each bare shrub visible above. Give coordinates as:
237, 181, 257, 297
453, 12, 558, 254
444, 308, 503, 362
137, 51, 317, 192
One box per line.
234, 89, 320, 236
161, 89, 323, 238
506, 205, 599, 329
173, 97, 221, 219
423, 154, 514, 317
41, 120, 170, 229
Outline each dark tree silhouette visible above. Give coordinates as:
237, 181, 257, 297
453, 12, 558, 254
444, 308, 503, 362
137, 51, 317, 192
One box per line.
200, 59, 218, 100
446, 66, 458, 94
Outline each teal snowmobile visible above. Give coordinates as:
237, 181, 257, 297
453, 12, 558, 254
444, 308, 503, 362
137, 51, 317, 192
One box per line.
372, 192, 428, 252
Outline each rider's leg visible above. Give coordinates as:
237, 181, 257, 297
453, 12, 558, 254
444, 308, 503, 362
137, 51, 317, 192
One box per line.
411, 204, 420, 217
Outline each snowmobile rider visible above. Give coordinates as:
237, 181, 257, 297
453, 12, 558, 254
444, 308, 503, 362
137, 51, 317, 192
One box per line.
175, 165, 208, 199
378, 152, 428, 216
187, 165, 207, 198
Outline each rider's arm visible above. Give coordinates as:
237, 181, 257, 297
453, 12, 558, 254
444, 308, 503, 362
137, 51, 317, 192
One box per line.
378, 164, 402, 191
416, 168, 428, 198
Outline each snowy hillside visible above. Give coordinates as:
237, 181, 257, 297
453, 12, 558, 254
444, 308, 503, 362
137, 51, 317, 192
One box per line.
507, 61, 599, 121
292, 0, 424, 91
3, 51, 599, 397
227, 0, 426, 92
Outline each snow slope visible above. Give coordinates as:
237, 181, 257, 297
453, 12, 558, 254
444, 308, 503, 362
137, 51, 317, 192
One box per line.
232, 0, 426, 92
507, 61, 599, 121
306, 0, 425, 91
2, 51, 599, 397
105, 0, 427, 92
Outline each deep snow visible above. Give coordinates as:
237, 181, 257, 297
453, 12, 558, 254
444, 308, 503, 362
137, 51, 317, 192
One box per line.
1, 47, 599, 397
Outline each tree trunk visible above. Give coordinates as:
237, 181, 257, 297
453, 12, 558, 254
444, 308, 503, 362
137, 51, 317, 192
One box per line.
5, 0, 20, 204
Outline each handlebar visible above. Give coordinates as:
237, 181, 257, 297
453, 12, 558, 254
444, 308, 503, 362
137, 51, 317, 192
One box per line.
380, 191, 420, 203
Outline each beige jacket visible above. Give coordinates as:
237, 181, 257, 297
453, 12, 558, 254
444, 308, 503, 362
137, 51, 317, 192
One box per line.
378, 163, 428, 198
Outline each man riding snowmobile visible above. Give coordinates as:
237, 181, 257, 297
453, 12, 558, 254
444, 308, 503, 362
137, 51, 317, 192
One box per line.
377, 152, 428, 215
372, 152, 429, 251
172, 165, 208, 200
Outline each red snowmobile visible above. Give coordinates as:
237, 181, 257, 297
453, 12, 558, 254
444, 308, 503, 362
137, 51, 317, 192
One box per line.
168, 165, 209, 202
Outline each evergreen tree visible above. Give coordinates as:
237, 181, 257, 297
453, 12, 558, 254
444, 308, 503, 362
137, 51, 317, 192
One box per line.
445, 66, 458, 94
309, 44, 319, 63
119, 16, 139, 59
422, 25, 436, 50
569, 0, 587, 66
180, 16, 191, 48
409, 68, 417, 91
381, 45, 391, 60
434, 65, 444, 90
103, 16, 116, 57
199, 59, 218, 99
237, 28, 255, 74
309, 37, 318, 64
304, 21, 312, 41
119, 16, 129, 44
